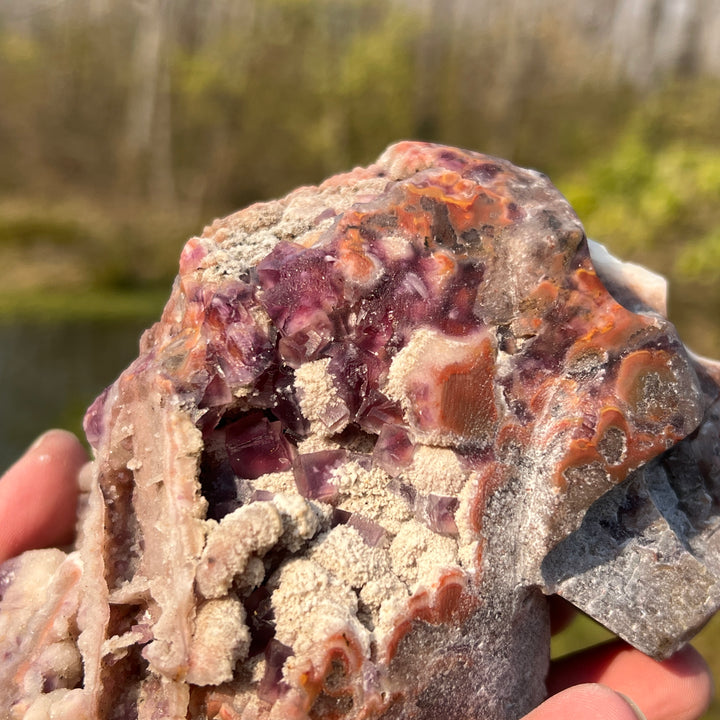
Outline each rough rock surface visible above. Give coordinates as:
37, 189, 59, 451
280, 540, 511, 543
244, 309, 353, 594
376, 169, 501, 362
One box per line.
2, 141, 720, 720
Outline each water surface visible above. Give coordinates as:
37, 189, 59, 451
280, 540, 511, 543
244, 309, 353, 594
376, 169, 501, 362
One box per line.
0, 319, 150, 471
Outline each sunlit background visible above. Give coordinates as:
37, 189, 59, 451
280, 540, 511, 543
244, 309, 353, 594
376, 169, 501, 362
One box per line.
1, 0, 720, 714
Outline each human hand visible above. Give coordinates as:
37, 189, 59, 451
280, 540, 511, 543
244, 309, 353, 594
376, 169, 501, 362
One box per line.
0, 432, 714, 720
0, 429, 87, 564
524, 598, 714, 720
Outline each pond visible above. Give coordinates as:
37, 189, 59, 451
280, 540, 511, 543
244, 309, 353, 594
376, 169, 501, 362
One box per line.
0, 319, 151, 471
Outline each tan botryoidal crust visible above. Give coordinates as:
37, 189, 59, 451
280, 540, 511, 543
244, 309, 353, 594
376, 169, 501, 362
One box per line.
2, 142, 720, 720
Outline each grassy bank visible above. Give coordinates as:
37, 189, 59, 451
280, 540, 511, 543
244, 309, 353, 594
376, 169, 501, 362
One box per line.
0, 288, 168, 322
2, 74, 719, 348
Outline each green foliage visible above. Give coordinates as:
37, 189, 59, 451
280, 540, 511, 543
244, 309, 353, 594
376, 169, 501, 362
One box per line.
564, 133, 720, 257
169, 0, 422, 210
0, 2, 719, 347
0, 287, 167, 321
552, 81, 720, 358
551, 612, 613, 659
335, 5, 420, 161
678, 227, 720, 279
558, 82, 720, 277
0, 196, 195, 295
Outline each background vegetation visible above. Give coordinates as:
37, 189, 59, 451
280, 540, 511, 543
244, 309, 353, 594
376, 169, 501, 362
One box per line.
2, 0, 720, 351
1, 0, 720, 715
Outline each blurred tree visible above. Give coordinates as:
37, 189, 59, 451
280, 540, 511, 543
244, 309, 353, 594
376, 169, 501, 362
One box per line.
0, 0, 718, 331
121, 0, 176, 205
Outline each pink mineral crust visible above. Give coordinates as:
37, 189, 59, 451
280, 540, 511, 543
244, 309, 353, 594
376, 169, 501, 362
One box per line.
3, 141, 720, 720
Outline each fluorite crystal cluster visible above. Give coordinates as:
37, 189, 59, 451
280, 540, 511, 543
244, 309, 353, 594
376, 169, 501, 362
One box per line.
2, 142, 720, 720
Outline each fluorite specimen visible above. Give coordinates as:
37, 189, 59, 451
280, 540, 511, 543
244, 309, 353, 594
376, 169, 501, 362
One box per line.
2, 141, 720, 720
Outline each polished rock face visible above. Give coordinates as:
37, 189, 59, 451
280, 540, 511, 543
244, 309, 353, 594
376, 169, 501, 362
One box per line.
2, 142, 720, 720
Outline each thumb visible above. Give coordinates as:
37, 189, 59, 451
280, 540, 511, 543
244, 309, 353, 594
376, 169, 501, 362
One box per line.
523, 684, 646, 720
0, 429, 87, 563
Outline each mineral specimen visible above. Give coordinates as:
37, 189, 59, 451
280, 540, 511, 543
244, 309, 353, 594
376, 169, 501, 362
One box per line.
2, 141, 720, 720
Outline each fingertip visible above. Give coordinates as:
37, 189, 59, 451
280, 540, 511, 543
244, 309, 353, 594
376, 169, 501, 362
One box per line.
525, 684, 646, 720
549, 639, 714, 720
29, 429, 88, 468
0, 429, 87, 563
663, 642, 712, 681
658, 643, 714, 719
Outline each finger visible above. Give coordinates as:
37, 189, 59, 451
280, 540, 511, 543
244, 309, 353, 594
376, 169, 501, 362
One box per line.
548, 639, 713, 720
0, 430, 87, 563
523, 683, 646, 720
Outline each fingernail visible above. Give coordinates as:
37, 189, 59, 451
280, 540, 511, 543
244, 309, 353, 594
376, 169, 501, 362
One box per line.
28, 429, 79, 454
29, 430, 56, 452
616, 692, 648, 720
